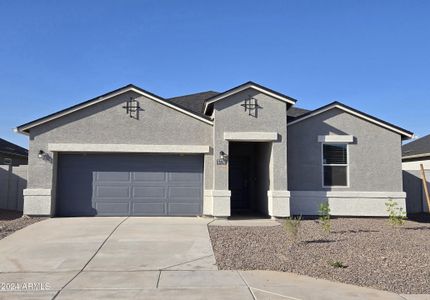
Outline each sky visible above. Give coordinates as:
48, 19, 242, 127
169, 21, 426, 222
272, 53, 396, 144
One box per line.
0, 0, 429, 148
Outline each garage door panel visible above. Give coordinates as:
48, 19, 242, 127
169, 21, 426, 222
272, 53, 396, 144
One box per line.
168, 187, 201, 198
133, 172, 167, 182
168, 203, 201, 215
168, 172, 202, 183
133, 186, 167, 198
57, 154, 203, 216
96, 172, 131, 182
168, 197, 202, 204
132, 202, 166, 215
95, 202, 130, 215
95, 186, 131, 198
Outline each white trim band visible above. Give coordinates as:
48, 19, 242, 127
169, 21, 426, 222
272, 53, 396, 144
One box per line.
204, 190, 232, 197
290, 190, 406, 216
48, 143, 211, 154
290, 191, 406, 198
224, 132, 278, 141
23, 189, 51, 196
267, 190, 291, 197
318, 135, 354, 143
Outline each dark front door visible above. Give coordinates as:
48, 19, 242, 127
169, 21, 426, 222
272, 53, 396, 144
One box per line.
229, 156, 250, 211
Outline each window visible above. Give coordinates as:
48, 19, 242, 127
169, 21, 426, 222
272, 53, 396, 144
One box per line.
322, 144, 348, 187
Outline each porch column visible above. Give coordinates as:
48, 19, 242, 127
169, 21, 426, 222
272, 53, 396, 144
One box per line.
267, 138, 291, 217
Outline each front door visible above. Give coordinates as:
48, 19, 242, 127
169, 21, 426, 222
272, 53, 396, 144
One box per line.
229, 156, 250, 211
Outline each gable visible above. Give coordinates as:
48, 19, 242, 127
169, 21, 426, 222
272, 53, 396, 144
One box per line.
287, 108, 404, 191
212, 88, 288, 139
28, 90, 212, 146
17, 85, 213, 134
288, 102, 413, 139
204, 81, 297, 115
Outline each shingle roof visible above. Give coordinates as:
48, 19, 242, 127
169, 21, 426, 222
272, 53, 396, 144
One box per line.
0, 138, 28, 157
168, 91, 219, 114
168, 91, 309, 120
287, 107, 311, 122
402, 134, 430, 158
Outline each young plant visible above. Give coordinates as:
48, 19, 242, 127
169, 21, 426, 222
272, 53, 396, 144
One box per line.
284, 215, 302, 243
328, 260, 347, 269
385, 198, 406, 227
318, 201, 331, 234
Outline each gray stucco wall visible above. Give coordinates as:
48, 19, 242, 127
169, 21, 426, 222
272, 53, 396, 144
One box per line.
0, 165, 27, 211
403, 170, 424, 213
27, 91, 213, 191
287, 108, 403, 192
212, 88, 288, 192
402, 159, 430, 214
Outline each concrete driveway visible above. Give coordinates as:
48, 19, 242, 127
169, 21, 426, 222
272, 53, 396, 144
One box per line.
0, 217, 421, 300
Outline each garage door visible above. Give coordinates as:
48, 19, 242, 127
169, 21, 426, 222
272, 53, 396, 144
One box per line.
56, 153, 203, 216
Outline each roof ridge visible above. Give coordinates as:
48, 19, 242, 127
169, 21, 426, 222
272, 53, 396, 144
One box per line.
167, 91, 219, 100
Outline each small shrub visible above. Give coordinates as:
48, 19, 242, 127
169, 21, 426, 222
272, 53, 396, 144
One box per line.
318, 201, 331, 234
284, 215, 302, 242
385, 198, 406, 227
328, 260, 347, 268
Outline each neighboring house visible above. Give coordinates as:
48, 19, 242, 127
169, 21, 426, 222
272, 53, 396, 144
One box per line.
15, 82, 413, 217
0, 138, 28, 166
0, 138, 28, 211
402, 134, 430, 213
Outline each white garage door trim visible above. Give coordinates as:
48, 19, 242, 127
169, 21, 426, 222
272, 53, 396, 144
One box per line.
48, 143, 210, 153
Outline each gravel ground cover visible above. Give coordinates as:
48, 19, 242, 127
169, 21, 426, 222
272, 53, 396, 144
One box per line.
0, 209, 46, 240
209, 216, 430, 294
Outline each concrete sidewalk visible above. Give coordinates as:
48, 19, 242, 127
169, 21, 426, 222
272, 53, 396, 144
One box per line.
0, 270, 423, 300
0, 217, 426, 299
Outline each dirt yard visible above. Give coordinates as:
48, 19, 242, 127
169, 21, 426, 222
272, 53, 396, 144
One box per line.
209, 216, 430, 294
0, 210, 46, 240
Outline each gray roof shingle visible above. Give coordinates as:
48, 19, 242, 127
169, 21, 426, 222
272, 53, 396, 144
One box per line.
168, 91, 219, 114
402, 134, 430, 158
287, 107, 311, 122
0, 138, 28, 157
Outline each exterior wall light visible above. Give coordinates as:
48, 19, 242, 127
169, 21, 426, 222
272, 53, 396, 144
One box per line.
217, 151, 229, 165
38, 150, 45, 158
38, 150, 52, 162
220, 151, 228, 160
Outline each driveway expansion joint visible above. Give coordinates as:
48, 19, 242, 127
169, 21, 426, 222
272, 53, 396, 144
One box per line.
160, 254, 215, 270
237, 271, 257, 300
52, 216, 129, 300
156, 271, 161, 288
251, 287, 304, 300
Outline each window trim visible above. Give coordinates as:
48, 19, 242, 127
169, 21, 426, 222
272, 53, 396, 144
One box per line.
321, 143, 350, 188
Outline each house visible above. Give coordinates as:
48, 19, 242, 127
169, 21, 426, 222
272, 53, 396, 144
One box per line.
402, 134, 430, 213
15, 82, 413, 217
0, 138, 28, 211
0, 138, 28, 166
